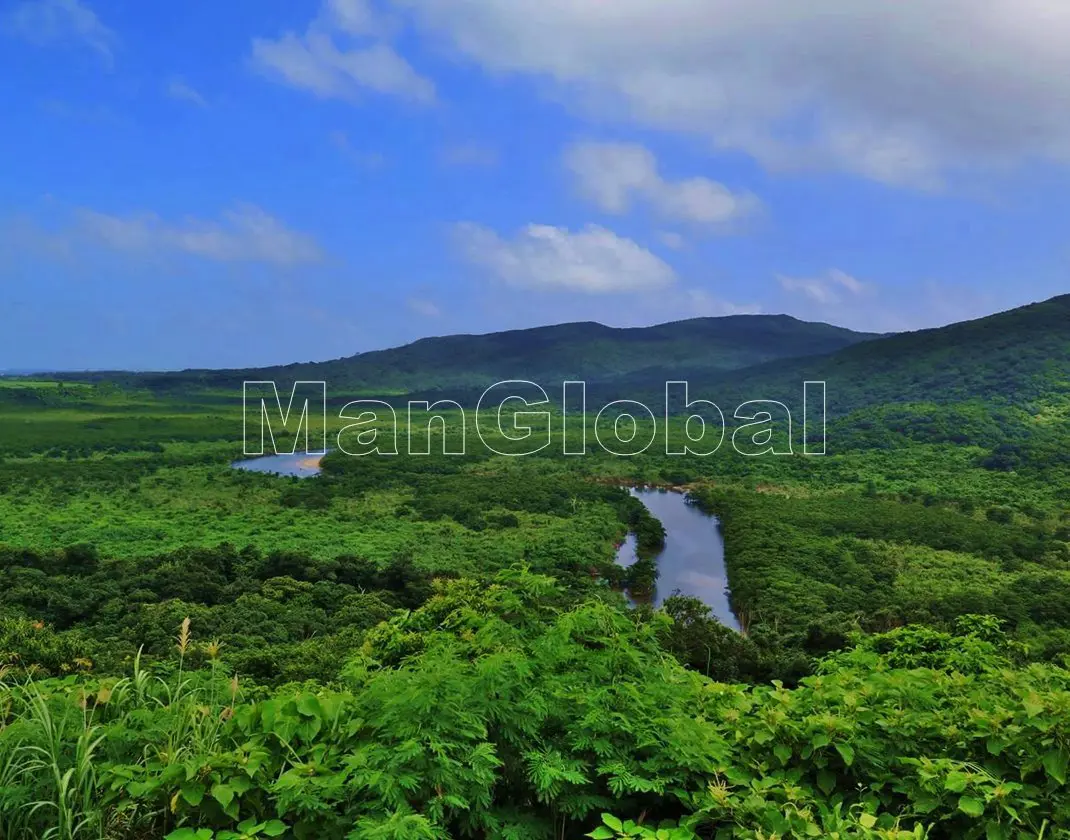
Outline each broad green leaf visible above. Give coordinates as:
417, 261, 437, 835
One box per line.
1043, 749, 1068, 785
211, 782, 235, 809
180, 782, 205, 807
986, 823, 1009, 840
165, 830, 213, 840
958, 796, 985, 818
835, 742, 855, 766
944, 771, 968, 793
1023, 698, 1044, 718
296, 694, 323, 718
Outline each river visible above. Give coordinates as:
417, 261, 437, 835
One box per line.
616, 487, 740, 631
231, 454, 738, 630
231, 451, 326, 478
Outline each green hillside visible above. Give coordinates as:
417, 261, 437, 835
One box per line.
688, 294, 1070, 472
699, 294, 1070, 414
173, 293, 1067, 414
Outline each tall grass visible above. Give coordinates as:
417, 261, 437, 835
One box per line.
0, 618, 240, 840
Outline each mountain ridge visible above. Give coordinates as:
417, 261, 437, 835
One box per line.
32, 295, 1070, 422
691, 293, 1070, 415
53, 313, 884, 394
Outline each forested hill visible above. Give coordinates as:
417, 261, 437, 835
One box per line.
33, 294, 1070, 419
54, 314, 879, 394
657, 293, 1070, 416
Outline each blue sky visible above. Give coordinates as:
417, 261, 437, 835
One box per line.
1, 0, 1068, 370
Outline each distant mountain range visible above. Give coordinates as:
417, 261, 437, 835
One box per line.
41, 294, 1070, 421
55, 315, 882, 395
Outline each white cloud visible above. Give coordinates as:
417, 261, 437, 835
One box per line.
454, 221, 676, 294
75, 204, 324, 265
394, 0, 1070, 187
407, 296, 442, 317
167, 78, 207, 108
3, 0, 115, 63
657, 231, 685, 250
328, 0, 393, 38
778, 269, 868, 306
565, 142, 759, 227
252, 0, 434, 103
827, 268, 864, 296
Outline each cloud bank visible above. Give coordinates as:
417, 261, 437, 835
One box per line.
3, 0, 116, 62
394, 0, 1070, 187
76, 204, 324, 265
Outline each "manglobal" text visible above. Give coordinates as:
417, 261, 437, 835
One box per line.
242, 380, 827, 458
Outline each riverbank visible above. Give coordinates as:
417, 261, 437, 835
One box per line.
616, 487, 741, 631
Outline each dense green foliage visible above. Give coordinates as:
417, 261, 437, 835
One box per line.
697, 294, 1070, 418
697, 487, 1070, 661
2, 573, 1070, 839
2, 294, 1070, 837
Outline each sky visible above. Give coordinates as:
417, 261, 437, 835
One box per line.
1, 0, 1068, 370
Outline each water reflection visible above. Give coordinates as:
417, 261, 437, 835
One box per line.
231, 451, 325, 478
616, 487, 740, 631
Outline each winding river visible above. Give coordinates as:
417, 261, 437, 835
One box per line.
231, 454, 738, 630
616, 488, 740, 631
